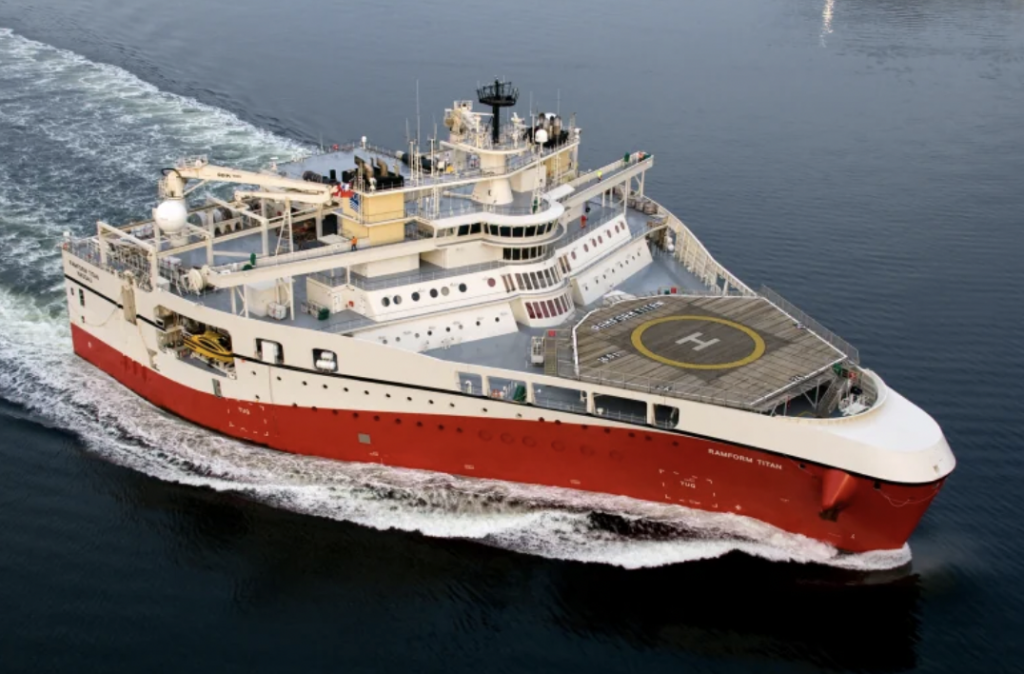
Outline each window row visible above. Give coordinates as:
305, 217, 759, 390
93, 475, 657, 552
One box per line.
524, 293, 574, 320
485, 221, 556, 239
381, 282, 470, 307
500, 266, 562, 293
502, 245, 548, 261
436, 221, 556, 239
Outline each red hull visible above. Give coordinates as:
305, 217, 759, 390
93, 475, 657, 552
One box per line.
72, 324, 943, 553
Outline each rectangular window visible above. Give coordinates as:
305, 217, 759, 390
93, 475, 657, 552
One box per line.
212, 379, 222, 398
555, 296, 565, 313
524, 273, 534, 290
515, 274, 525, 290
457, 225, 470, 236
654, 403, 680, 429
500, 226, 511, 237
529, 272, 539, 289
313, 348, 338, 372
503, 275, 514, 293
513, 227, 524, 238
470, 223, 482, 234
78, 288, 85, 307
540, 301, 551, 318
546, 300, 557, 316
525, 226, 537, 237
512, 248, 522, 261
256, 338, 284, 365
526, 302, 536, 319
558, 257, 566, 274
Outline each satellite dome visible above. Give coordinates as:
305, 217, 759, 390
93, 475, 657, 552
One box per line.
155, 199, 188, 234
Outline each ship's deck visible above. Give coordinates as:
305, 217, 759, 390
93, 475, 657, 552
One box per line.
565, 295, 845, 410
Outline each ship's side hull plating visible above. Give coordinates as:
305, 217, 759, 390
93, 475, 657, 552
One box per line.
71, 323, 943, 553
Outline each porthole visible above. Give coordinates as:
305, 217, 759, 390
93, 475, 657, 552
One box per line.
583, 244, 589, 252
393, 295, 402, 305
322, 384, 328, 389
571, 251, 577, 259
364, 390, 370, 395
302, 381, 307, 386
446, 327, 451, 333
430, 289, 438, 298
344, 387, 349, 392
475, 321, 481, 326
427, 330, 433, 336
598, 236, 603, 243
381, 297, 390, 307
255, 395, 260, 401
487, 278, 496, 288
458, 283, 467, 293
494, 317, 500, 322
441, 287, 450, 296
412, 292, 421, 301
396, 337, 401, 343
382, 338, 388, 345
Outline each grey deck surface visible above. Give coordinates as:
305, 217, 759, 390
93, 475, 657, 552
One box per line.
569, 296, 845, 407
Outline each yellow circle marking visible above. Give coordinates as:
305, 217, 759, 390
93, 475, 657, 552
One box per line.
630, 315, 766, 370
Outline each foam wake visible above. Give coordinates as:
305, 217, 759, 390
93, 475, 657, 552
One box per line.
0, 29, 910, 570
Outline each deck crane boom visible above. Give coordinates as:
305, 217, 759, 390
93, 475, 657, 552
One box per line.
153, 156, 337, 240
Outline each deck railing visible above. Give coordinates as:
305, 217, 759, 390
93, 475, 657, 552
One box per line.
757, 285, 860, 365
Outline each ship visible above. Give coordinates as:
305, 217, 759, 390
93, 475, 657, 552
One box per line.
60, 80, 955, 553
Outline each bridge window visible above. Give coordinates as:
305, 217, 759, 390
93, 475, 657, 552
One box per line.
513, 227, 524, 238
470, 223, 482, 234
526, 225, 537, 237
526, 302, 537, 319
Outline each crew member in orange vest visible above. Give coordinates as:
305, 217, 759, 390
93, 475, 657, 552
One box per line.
350, 236, 358, 251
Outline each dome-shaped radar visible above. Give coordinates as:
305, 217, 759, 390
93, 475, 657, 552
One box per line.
155, 199, 188, 234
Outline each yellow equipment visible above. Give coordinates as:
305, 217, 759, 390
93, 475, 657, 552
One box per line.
184, 330, 233, 364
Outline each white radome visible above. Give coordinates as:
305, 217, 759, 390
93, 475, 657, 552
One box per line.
155, 199, 188, 233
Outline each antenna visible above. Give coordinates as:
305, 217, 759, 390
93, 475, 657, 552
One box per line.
557, 89, 560, 116
477, 78, 518, 146
416, 79, 421, 152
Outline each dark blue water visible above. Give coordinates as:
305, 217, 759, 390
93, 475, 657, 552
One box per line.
1, 0, 1022, 671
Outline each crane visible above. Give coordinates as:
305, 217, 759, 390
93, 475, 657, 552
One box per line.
154, 156, 337, 237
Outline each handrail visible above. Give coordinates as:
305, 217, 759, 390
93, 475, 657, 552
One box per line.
758, 285, 860, 364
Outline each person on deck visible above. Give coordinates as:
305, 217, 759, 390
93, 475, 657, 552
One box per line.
350, 237, 358, 252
